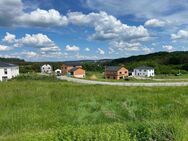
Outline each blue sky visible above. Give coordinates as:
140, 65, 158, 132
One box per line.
0, 0, 188, 61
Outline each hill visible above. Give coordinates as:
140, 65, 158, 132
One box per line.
109, 51, 188, 74
0, 51, 187, 74
0, 57, 25, 63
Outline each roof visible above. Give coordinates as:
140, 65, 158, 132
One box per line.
0, 62, 18, 68
41, 64, 52, 67
63, 62, 82, 66
105, 66, 125, 71
134, 66, 154, 70
69, 67, 79, 72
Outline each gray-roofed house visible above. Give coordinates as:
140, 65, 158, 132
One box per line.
0, 62, 19, 81
61, 62, 82, 75
104, 66, 128, 80
132, 66, 155, 77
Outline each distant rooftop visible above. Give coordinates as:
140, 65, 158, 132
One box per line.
105, 66, 125, 71
134, 66, 154, 70
69, 67, 79, 72
0, 62, 18, 68
63, 62, 82, 66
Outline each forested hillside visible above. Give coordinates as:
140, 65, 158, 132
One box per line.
1, 51, 188, 74
109, 51, 188, 74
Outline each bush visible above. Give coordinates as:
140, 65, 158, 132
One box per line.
23, 122, 185, 141
12, 73, 59, 82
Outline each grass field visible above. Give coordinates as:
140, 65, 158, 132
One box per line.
86, 71, 188, 82
0, 75, 188, 140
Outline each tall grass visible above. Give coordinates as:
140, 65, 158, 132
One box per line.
0, 78, 187, 140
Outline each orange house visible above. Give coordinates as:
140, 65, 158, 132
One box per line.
61, 62, 82, 75
69, 67, 85, 78
61, 62, 85, 78
104, 66, 128, 80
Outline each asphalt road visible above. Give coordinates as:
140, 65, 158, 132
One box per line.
57, 76, 188, 87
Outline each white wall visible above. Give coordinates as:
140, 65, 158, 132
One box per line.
133, 69, 155, 77
0, 67, 19, 81
41, 65, 52, 74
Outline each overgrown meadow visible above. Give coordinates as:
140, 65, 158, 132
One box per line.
0, 75, 188, 141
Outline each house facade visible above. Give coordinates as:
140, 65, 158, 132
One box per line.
104, 66, 129, 80
41, 64, 52, 74
69, 67, 85, 78
0, 62, 19, 81
55, 69, 61, 76
61, 62, 82, 75
132, 66, 155, 77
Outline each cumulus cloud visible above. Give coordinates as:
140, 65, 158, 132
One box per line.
68, 11, 149, 42
0, 0, 68, 27
17, 33, 55, 48
171, 30, 188, 40
2, 32, 16, 43
1, 33, 62, 59
85, 48, 90, 51
21, 51, 39, 58
0, 0, 23, 27
144, 19, 166, 27
110, 41, 142, 51
163, 45, 174, 52
18, 9, 68, 27
97, 48, 105, 55
65, 45, 80, 51
84, 0, 188, 25
0, 45, 11, 51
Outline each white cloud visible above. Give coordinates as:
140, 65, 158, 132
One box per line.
85, 47, 90, 51
163, 45, 174, 52
18, 9, 68, 27
97, 48, 105, 55
0, 0, 68, 27
68, 11, 149, 41
171, 30, 188, 40
2, 32, 16, 43
21, 51, 39, 58
3, 33, 61, 52
144, 19, 166, 27
0, 0, 23, 27
85, 0, 188, 25
65, 45, 80, 51
18, 33, 54, 48
1, 33, 62, 59
142, 47, 154, 54
0, 45, 11, 51
110, 41, 142, 51
40, 46, 61, 52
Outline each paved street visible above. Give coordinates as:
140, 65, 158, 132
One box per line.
57, 76, 188, 87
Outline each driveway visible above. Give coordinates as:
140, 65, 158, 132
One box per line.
57, 76, 188, 87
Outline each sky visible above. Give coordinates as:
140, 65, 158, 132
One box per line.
0, 0, 188, 61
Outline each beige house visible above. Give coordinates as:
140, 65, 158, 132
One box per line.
104, 66, 128, 80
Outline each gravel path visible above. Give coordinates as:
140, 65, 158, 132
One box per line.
57, 76, 188, 87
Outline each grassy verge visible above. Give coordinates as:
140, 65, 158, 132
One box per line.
85, 71, 188, 82
0, 78, 188, 140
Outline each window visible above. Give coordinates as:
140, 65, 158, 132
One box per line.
125, 71, 127, 74
4, 68, 7, 75
119, 72, 122, 74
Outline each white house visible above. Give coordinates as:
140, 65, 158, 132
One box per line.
0, 62, 19, 81
55, 69, 61, 76
132, 66, 155, 77
41, 64, 52, 74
